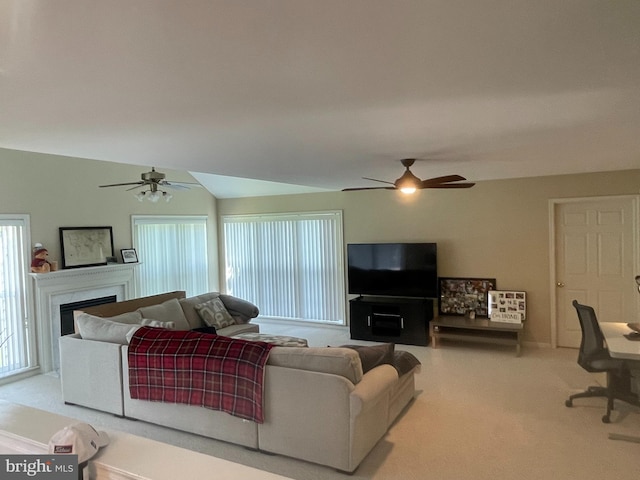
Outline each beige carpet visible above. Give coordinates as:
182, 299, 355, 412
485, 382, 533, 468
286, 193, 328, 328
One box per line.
1, 320, 639, 480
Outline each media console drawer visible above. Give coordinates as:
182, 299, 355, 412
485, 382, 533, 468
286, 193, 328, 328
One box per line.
430, 316, 523, 356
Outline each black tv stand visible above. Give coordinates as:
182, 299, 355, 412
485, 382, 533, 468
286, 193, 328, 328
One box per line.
349, 296, 433, 346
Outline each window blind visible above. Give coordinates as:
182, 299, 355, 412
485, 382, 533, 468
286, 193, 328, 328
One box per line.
222, 211, 345, 324
0, 216, 34, 377
132, 216, 209, 298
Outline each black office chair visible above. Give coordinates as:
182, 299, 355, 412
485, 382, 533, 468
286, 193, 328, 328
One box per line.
565, 300, 628, 423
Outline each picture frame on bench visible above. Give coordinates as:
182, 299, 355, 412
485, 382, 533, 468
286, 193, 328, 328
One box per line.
438, 277, 496, 318
59, 226, 114, 269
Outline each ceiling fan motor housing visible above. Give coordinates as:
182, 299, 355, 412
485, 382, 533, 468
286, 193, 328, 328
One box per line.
395, 161, 422, 190
142, 168, 166, 183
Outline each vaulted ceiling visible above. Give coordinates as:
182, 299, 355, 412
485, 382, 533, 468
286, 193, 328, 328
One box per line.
1, 1, 639, 197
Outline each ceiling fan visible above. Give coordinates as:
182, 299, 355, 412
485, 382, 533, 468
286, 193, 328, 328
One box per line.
99, 167, 201, 202
343, 158, 475, 194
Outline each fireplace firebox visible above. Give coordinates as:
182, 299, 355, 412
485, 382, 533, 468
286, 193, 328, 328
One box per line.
59, 295, 117, 336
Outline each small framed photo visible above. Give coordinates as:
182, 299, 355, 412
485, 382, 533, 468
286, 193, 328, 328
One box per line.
121, 248, 139, 264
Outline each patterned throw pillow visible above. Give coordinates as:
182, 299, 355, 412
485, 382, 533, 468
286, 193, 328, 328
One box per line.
194, 297, 236, 329
140, 318, 176, 329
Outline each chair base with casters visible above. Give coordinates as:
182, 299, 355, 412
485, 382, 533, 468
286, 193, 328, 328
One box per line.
565, 371, 635, 423
565, 386, 608, 407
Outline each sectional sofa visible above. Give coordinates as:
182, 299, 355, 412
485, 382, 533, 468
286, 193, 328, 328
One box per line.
59, 291, 420, 472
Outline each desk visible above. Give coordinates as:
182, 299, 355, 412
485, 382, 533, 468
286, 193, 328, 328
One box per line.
598, 322, 640, 443
599, 322, 640, 360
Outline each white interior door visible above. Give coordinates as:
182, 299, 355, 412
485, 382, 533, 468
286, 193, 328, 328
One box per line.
554, 196, 638, 348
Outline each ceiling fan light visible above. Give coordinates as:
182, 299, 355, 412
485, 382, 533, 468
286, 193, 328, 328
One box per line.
395, 168, 421, 192
135, 191, 146, 202
163, 191, 173, 202
148, 191, 161, 203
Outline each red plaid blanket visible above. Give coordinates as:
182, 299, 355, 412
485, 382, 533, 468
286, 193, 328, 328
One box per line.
128, 327, 274, 423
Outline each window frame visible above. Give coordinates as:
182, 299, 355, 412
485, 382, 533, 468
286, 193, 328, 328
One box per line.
221, 210, 346, 325
0, 214, 37, 382
131, 215, 210, 298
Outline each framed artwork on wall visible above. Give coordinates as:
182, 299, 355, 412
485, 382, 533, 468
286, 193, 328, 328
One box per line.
438, 277, 496, 318
59, 226, 114, 269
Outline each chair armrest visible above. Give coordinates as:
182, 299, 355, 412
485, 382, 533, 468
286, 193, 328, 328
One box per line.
59, 334, 125, 415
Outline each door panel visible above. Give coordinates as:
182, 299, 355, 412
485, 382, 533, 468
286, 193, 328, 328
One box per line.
555, 197, 637, 348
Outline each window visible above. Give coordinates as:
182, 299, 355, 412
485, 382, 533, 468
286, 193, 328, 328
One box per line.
0, 215, 36, 379
222, 211, 345, 324
132, 216, 209, 297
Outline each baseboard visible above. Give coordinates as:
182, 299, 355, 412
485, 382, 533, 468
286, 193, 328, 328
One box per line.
255, 316, 347, 330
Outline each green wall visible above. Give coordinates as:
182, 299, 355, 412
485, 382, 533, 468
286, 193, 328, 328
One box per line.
0, 148, 220, 291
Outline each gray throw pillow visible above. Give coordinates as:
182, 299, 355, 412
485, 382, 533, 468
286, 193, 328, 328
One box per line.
393, 351, 422, 376
339, 343, 395, 374
195, 297, 236, 329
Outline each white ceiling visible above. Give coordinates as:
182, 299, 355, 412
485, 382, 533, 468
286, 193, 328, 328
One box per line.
1, 1, 639, 198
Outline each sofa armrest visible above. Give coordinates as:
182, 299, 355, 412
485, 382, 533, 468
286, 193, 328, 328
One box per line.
59, 334, 125, 416
350, 364, 398, 416
219, 294, 259, 323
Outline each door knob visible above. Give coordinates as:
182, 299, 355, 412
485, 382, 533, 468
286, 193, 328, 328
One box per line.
556, 282, 565, 287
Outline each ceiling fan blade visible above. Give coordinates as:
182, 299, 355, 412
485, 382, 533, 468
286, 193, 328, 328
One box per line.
163, 184, 190, 191
421, 175, 466, 186
99, 181, 144, 188
342, 186, 396, 192
162, 181, 202, 190
362, 177, 395, 186
126, 184, 146, 191
424, 182, 476, 189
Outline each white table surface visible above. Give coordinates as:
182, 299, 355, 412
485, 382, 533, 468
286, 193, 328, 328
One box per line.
599, 322, 640, 360
0, 400, 292, 480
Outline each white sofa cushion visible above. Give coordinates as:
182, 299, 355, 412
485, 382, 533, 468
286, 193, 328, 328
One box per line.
267, 347, 364, 385
137, 298, 190, 330
106, 311, 143, 325
76, 313, 140, 344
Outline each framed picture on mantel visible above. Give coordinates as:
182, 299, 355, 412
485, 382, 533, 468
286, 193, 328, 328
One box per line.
438, 277, 496, 318
59, 226, 114, 269
121, 248, 138, 264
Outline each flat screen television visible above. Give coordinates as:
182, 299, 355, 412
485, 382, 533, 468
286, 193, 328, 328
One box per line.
347, 243, 438, 298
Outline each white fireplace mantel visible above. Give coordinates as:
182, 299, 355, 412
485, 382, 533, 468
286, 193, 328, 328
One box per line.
30, 263, 138, 372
